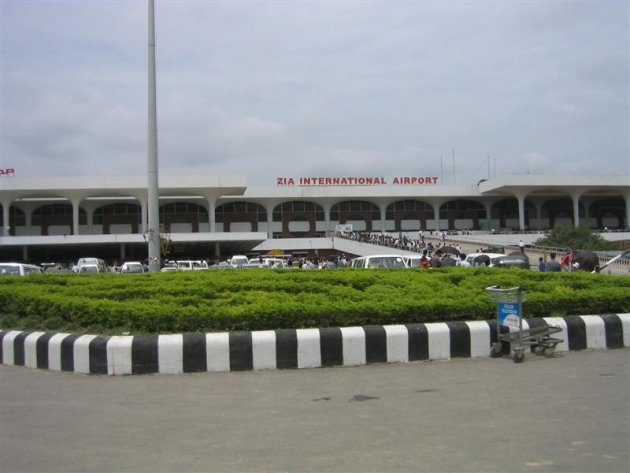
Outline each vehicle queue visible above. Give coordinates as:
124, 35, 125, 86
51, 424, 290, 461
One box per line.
0, 244, 533, 276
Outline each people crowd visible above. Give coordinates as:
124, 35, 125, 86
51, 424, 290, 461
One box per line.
335, 230, 468, 268
336, 230, 463, 254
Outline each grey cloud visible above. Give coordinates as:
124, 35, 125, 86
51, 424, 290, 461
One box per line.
1, 0, 627, 183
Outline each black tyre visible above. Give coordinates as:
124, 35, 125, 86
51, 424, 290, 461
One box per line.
512, 349, 525, 363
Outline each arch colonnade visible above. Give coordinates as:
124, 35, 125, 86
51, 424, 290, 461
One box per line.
1, 186, 628, 238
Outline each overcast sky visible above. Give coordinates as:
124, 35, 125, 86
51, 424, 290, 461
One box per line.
1, 0, 628, 186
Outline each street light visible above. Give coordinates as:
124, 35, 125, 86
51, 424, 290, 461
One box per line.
147, 0, 160, 271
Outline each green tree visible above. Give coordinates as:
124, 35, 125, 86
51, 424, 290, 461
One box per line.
535, 226, 616, 251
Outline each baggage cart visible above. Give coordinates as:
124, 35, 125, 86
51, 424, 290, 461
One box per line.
486, 285, 563, 363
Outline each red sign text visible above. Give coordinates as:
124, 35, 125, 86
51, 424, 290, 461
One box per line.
276, 176, 439, 186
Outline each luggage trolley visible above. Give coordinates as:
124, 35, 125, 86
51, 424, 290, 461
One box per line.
486, 285, 563, 363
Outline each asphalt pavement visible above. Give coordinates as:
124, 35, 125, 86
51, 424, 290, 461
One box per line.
1, 349, 629, 473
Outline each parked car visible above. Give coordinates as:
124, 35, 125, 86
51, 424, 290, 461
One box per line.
229, 255, 249, 268
350, 255, 406, 269
176, 260, 209, 271
491, 253, 531, 269
209, 262, 234, 270
404, 255, 424, 268
241, 262, 268, 269
43, 266, 71, 274
464, 253, 505, 267
249, 257, 287, 268
41, 263, 71, 273
0, 262, 42, 276
75, 257, 108, 273
78, 264, 100, 274
120, 262, 145, 274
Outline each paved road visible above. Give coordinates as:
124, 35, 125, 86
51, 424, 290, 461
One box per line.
1, 349, 628, 473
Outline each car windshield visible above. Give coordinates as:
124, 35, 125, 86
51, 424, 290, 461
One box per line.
0, 265, 20, 275
366, 257, 406, 269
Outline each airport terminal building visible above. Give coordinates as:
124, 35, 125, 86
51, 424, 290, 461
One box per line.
1, 173, 628, 263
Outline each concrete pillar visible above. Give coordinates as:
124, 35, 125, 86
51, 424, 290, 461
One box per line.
71, 198, 82, 235
1, 199, 10, 236
322, 203, 331, 235
265, 203, 275, 238
483, 201, 493, 231
23, 206, 34, 236
428, 200, 444, 231
81, 202, 96, 235
569, 191, 582, 228
513, 192, 527, 231
206, 197, 216, 233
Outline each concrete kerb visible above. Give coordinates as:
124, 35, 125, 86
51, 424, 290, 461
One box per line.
1, 314, 629, 375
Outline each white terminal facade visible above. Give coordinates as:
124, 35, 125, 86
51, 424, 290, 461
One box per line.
0, 174, 628, 263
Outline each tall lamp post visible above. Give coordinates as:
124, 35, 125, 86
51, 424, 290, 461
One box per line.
147, 0, 161, 271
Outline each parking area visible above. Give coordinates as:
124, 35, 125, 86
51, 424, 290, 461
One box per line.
1, 349, 628, 473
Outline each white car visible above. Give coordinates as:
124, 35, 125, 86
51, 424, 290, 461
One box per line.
249, 257, 287, 269
120, 262, 145, 274
78, 264, 100, 274
464, 253, 505, 267
350, 255, 406, 269
76, 257, 108, 273
160, 266, 179, 272
403, 255, 425, 268
0, 263, 42, 276
229, 255, 249, 268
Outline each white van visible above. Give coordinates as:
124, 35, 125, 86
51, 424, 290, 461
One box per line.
76, 257, 108, 273
176, 260, 209, 271
0, 263, 42, 276
249, 257, 287, 269
350, 255, 406, 269
229, 255, 249, 268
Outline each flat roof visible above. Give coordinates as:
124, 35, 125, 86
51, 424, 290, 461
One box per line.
1, 174, 627, 202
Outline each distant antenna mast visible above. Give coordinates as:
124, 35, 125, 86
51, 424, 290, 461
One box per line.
440, 153, 444, 184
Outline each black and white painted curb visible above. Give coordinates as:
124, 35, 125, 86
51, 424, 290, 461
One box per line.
1, 314, 628, 375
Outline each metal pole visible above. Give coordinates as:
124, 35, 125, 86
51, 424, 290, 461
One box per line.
147, 0, 161, 271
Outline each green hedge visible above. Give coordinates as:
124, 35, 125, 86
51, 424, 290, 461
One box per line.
1, 268, 629, 335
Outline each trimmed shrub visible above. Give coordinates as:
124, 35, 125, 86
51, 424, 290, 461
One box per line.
0, 268, 628, 335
